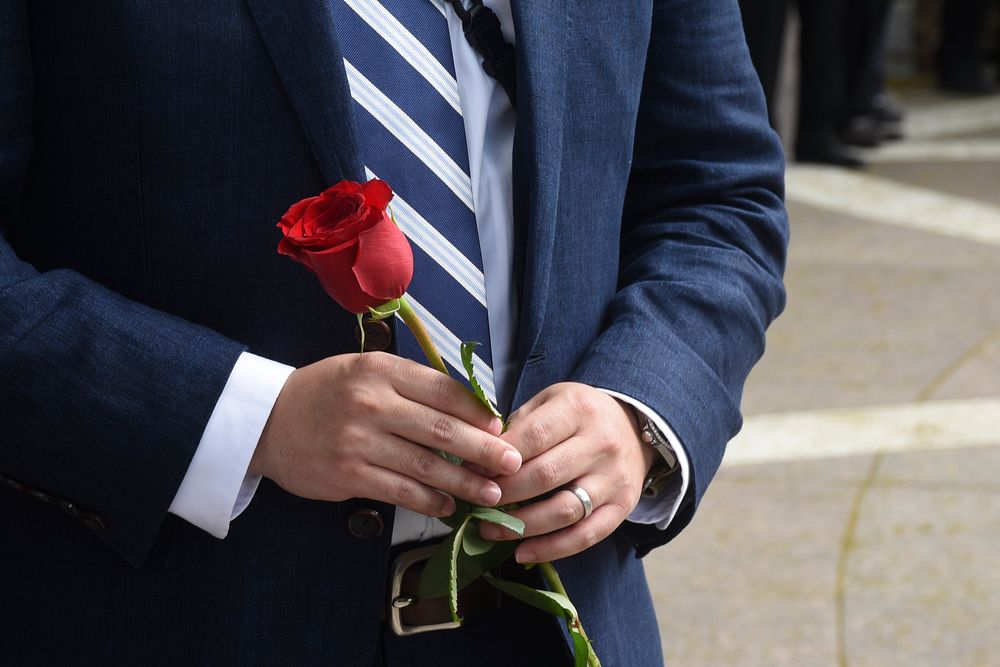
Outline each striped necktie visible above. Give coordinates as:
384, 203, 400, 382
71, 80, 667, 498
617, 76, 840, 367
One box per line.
332, 0, 496, 404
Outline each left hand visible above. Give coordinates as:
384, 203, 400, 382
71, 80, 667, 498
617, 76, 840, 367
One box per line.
477, 382, 656, 562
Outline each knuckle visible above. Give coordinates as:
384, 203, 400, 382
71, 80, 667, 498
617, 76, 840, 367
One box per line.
532, 460, 561, 489
524, 419, 551, 453
430, 414, 457, 446
349, 388, 381, 415
358, 350, 393, 377
571, 390, 597, 417
431, 374, 457, 403
409, 449, 439, 478
477, 436, 500, 465
376, 476, 408, 505
595, 432, 619, 456
556, 500, 581, 524
458, 474, 482, 500
393, 481, 416, 507
580, 528, 602, 549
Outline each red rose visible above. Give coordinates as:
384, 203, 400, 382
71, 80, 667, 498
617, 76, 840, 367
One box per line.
277, 179, 414, 314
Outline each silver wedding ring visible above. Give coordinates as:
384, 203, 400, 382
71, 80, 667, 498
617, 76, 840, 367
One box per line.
565, 484, 593, 521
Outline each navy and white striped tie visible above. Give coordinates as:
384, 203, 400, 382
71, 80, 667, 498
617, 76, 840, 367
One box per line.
332, 0, 496, 404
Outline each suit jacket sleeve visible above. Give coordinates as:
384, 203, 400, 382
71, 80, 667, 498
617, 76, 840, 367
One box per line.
571, 0, 790, 555
0, 0, 246, 567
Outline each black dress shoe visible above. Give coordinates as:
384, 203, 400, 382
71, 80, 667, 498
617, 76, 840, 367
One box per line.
870, 94, 904, 125
870, 94, 904, 141
797, 139, 865, 169
840, 114, 884, 148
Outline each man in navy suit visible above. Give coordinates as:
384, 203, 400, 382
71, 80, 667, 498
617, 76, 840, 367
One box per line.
0, 1, 787, 664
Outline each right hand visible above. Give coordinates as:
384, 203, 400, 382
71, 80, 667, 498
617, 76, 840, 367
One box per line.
249, 351, 522, 517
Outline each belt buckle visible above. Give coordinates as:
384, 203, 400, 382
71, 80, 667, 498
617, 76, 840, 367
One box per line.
388, 544, 463, 637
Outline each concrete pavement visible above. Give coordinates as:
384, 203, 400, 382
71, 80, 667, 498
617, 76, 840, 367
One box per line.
643, 90, 1000, 667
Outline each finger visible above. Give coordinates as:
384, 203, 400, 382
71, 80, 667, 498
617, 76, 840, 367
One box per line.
374, 435, 505, 507
505, 384, 558, 425
514, 505, 624, 563
389, 357, 503, 434
478, 483, 604, 541
356, 466, 457, 518
495, 435, 591, 504
383, 398, 522, 475
500, 396, 580, 461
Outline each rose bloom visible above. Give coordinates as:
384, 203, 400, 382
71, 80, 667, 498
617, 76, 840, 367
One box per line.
277, 179, 414, 313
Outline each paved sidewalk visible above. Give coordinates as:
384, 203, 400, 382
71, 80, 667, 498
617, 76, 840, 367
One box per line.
643, 90, 1000, 666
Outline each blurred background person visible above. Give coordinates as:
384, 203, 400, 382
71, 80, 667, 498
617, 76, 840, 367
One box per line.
740, 0, 904, 167
841, 0, 906, 146
937, 0, 998, 93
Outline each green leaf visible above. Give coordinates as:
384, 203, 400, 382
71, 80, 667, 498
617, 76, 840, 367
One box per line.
470, 506, 525, 536
446, 515, 474, 622
461, 341, 502, 419
368, 298, 401, 321
484, 576, 580, 622
418, 535, 515, 599
462, 526, 494, 556
570, 628, 592, 667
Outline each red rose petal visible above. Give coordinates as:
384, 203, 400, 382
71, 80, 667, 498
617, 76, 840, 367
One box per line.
352, 212, 413, 301
361, 179, 393, 211
277, 196, 315, 235
301, 241, 373, 314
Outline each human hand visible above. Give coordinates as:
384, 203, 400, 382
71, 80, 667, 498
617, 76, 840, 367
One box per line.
478, 383, 656, 562
249, 352, 523, 517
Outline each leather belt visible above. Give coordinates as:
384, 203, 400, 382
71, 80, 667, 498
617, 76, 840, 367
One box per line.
387, 544, 501, 636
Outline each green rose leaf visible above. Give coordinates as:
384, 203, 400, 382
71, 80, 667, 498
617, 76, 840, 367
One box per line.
446, 515, 473, 622
484, 576, 580, 621
462, 526, 494, 556
470, 506, 525, 536
570, 628, 594, 667
418, 534, 515, 600
485, 576, 596, 666
461, 341, 502, 419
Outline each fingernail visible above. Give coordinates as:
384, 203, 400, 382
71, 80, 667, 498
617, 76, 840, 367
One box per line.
488, 416, 503, 435
440, 497, 456, 517
515, 550, 536, 564
500, 449, 522, 473
480, 483, 502, 506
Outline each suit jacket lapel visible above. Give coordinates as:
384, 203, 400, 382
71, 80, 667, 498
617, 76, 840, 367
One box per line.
509, 0, 569, 405
244, 0, 364, 184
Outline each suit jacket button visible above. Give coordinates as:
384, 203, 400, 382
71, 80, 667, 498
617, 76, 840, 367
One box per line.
347, 508, 384, 540
354, 319, 393, 352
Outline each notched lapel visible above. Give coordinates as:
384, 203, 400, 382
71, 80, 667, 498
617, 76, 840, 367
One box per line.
244, 0, 364, 184
509, 0, 569, 399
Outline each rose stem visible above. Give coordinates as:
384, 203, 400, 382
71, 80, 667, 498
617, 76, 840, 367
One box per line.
538, 561, 602, 667
397, 296, 450, 376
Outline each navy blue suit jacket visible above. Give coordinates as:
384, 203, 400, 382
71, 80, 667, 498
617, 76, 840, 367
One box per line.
0, 0, 787, 663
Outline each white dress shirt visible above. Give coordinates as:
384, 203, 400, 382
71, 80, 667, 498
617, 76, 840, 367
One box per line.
169, 0, 690, 543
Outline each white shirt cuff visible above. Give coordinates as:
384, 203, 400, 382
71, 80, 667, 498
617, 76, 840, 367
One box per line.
168, 351, 295, 538
596, 389, 692, 530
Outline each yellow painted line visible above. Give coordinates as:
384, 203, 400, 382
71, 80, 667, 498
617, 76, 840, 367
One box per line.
724, 397, 1000, 466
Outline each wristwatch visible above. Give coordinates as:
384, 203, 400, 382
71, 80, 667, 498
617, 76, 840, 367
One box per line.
632, 408, 680, 499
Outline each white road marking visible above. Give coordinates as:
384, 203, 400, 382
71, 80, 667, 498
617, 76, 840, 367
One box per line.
724, 397, 1000, 467
864, 139, 1000, 162
785, 165, 1000, 248
903, 97, 1000, 140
